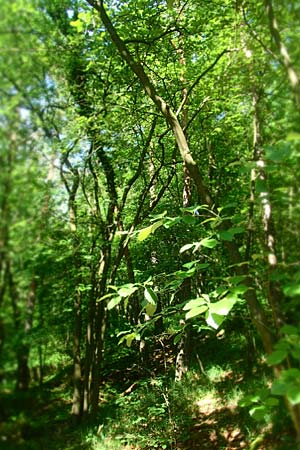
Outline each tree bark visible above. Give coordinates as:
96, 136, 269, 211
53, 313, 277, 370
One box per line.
61, 151, 83, 421
264, 0, 300, 108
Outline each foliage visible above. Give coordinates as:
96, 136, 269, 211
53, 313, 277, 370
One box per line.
0, 0, 300, 447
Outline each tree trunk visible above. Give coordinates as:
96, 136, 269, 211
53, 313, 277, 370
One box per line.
173, 23, 192, 381
264, 0, 300, 108
15, 280, 36, 391
71, 289, 83, 422
90, 300, 107, 417
61, 152, 83, 421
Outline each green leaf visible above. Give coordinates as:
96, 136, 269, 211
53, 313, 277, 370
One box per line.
219, 227, 244, 241
182, 260, 199, 269
281, 325, 298, 335
78, 11, 92, 23
218, 230, 234, 241
271, 369, 300, 399
249, 405, 269, 422
107, 296, 122, 310
266, 350, 288, 366
125, 333, 137, 347
137, 220, 163, 241
118, 331, 140, 347
180, 243, 195, 253
266, 144, 290, 162
271, 380, 287, 396
200, 237, 218, 248
217, 202, 237, 212
183, 298, 207, 311
275, 341, 290, 352
70, 19, 84, 32
265, 397, 279, 407
151, 219, 164, 233
196, 263, 210, 269
238, 394, 258, 408
182, 215, 197, 225
174, 268, 196, 280
138, 224, 153, 241
149, 210, 167, 221
229, 284, 248, 296
144, 286, 158, 304
97, 293, 116, 302
287, 386, 300, 405
209, 297, 236, 315
226, 275, 246, 284
164, 217, 181, 228
173, 332, 183, 345
145, 302, 157, 317
186, 305, 208, 320
287, 132, 300, 141
118, 284, 138, 297
283, 283, 300, 297
206, 312, 226, 330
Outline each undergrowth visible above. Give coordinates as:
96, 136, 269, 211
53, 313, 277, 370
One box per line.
0, 332, 297, 450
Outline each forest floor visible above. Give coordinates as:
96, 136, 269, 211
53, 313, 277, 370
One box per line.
0, 334, 297, 450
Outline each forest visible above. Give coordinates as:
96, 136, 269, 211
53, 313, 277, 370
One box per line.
0, 0, 300, 449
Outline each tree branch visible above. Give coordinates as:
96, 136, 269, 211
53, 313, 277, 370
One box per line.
85, 0, 213, 206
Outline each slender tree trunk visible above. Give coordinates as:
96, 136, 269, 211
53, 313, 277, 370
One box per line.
264, 0, 300, 108
61, 153, 83, 422
173, 24, 192, 381
90, 301, 107, 417
252, 90, 284, 329
83, 271, 97, 416
13, 279, 36, 391
71, 288, 83, 421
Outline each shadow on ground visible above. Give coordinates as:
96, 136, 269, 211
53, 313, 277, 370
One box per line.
0, 388, 95, 450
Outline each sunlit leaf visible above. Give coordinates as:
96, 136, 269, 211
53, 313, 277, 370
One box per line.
180, 243, 195, 253
137, 224, 153, 241
70, 19, 84, 32
183, 298, 207, 311
118, 284, 138, 297
283, 283, 300, 297
126, 333, 137, 347
137, 220, 163, 241
144, 286, 157, 304
186, 305, 208, 319
107, 296, 122, 310
206, 312, 226, 329
200, 237, 218, 248
145, 302, 157, 317
209, 297, 236, 315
